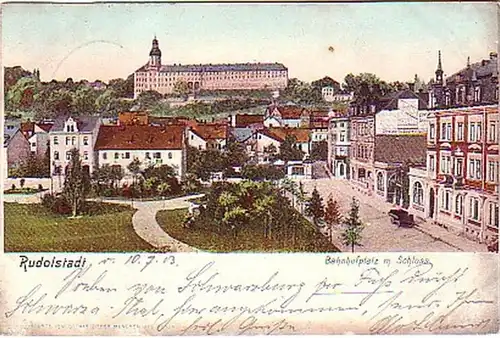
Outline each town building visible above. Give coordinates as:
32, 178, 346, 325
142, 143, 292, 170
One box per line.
20, 121, 53, 158
264, 105, 306, 128
49, 116, 101, 178
322, 86, 336, 102
408, 105, 499, 244
373, 134, 427, 204
375, 89, 429, 135
254, 127, 311, 161
3, 124, 30, 177
134, 37, 288, 98
229, 114, 264, 130
187, 123, 228, 150
94, 124, 186, 178
328, 113, 350, 179
428, 51, 499, 109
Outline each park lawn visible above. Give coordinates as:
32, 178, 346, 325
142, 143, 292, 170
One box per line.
156, 209, 339, 253
4, 202, 154, 252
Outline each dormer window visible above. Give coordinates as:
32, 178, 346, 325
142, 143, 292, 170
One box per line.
64, 118, 77, 133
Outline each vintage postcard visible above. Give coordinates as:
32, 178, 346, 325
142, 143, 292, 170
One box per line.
0, 1, 499, 335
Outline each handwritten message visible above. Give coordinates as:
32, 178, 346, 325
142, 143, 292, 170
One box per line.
1, 253, 498, 335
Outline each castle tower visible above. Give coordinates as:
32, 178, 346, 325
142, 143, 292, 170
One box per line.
435, 50, 443, 85
148, 36, 162, 68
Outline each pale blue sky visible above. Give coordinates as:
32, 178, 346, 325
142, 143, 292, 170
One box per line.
2, 2, 497, 84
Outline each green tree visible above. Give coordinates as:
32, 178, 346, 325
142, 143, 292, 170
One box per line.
324, 194, 342, 243
263, 144, 278, 163
72, 86, 98, 115
340, 197, 364, 253
157, 182, 171, 197
310, 140, 328, 161
305, 187, 324, 227
253, 194, 275, 238
127, 158, 142, 186
343, 73, 394, 107
279, 135, 304, 162
137, 90, 163, 110
62, 148, 91, 217
173, 80, 190, 97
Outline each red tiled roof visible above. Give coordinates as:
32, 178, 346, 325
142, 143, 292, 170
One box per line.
374, 134, 426, 165
150, 116, 197, 127
191, 123, 228, 140
118, 112, 149, 126
36, 123, 53, 132
260, 127, 310, 143
95, 125, 185, 150
20, 121, 34, 135
272, 106, 308, 119
235, 114, 264, 128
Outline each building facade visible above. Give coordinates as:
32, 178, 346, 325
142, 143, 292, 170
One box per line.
328, 116, 350, 178
349, 115, 375, 189
94, 125, 186, 178
134, 37, 288, 98
428, 51, 499, 109
408, 105, 499, 243
49, 116, 101, 177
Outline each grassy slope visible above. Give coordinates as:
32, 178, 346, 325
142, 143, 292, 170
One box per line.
4, 203, 154, 252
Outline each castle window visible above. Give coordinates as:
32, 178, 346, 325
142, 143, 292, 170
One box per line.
54, 151, 59, 160
83, 151, 89, 160
54, 136, 59, 145
66, 137, 70, 145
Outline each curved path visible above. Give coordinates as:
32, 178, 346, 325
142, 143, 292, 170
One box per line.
101, 195, 205, 252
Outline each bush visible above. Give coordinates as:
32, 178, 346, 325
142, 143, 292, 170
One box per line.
41, 193, 71, 215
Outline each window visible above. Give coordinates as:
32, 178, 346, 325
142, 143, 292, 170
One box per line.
145, 152, 150, 159
456, 123, 464, 141
488, 160, 499, 182
440, 154, 451, 174
488, 121, 497, 142
71, 136, 76, 145
440, 123, 451, 141
469, 159, 482, 179
376, 172, 384, 192
83, 151, 88, 160
488, 203, 499, 227
168, 152, 172, 159
103, 153, 107, 160
54, 136, 59, 145
54, 151, 59, 160
123, 152, 130, 159
154, 152, 161, 159
114, 152, 119, 160
340, 131, 346, 142
469, 197, 480, 221
455, 195, 463, 216
441, 190, 451, 211
66, 137, 70, 145
66, 151, 71, 161
83, 136, 89, 145
413, 182, 424, 206
474, 86, 481, 102
469, 122, 482, 142
455, 158, 463, 176
429, 155, 435, 172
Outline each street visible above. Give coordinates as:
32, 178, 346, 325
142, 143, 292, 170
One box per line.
300, 177, 487, 252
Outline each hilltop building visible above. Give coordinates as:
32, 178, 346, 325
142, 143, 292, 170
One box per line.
134, 37, 288, 98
